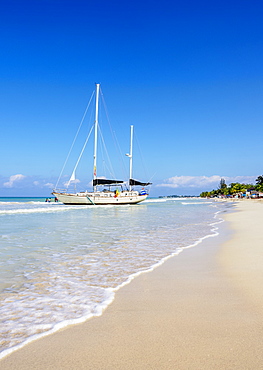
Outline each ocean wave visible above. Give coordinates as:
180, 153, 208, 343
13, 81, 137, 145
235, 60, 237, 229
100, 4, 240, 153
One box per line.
0, 206, 86, 215
143, 198, 167, 203
181, 201, 213, 205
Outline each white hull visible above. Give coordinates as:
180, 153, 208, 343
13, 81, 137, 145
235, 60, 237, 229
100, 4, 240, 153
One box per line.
52, 191, 148, 205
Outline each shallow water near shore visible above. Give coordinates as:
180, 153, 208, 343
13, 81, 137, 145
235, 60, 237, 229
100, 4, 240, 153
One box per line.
0, 197, 230, 358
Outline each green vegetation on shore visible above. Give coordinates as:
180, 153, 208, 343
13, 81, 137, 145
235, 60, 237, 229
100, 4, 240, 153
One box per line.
200, 176, 263, 198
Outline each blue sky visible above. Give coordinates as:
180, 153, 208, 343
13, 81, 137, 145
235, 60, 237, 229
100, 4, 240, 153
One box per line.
1, 0, 263, 196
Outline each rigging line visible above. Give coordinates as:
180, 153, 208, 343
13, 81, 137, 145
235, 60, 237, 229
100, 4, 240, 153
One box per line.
98, 124, 116, 179
55, 90, 95, 189
97, 125, 108, 178
100, 88, 128, 180
112, 129, 129, 179
148, 172, 156, 182
134, 129, 151, 182
67, 125, 94, 190
97, 128, 111, 179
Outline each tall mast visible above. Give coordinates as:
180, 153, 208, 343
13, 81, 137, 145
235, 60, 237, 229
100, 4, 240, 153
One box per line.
93, 83, 100, 190
129, 125, 133, 191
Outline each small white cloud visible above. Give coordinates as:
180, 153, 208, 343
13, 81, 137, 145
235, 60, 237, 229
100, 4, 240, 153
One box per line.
64, 179, 80, 187
3, 174, 26, 188
156, 175, 257, 189
44, 183, 54, 189
157, 175, 221, 189
33, 181, 39, 186
225, 175, 256, 184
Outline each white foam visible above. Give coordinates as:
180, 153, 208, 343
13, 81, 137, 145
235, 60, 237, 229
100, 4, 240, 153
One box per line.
181, 201, 213, 205
0, 205, 87, 215
143, 198, 167, 203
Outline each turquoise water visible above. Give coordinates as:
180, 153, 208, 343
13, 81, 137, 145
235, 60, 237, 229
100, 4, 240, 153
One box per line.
0, 197, 50, 202
0, 197, 229, 358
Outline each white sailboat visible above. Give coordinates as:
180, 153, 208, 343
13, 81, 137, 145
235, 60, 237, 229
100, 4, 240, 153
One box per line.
52, 84, 151, 205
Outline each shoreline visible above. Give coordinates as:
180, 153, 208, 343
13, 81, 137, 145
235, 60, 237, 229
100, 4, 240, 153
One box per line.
1, 200, 263, 369
0, 198, 223, 361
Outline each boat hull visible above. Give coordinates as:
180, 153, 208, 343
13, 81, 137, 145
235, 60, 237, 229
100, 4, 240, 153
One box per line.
52, 191, 148, 205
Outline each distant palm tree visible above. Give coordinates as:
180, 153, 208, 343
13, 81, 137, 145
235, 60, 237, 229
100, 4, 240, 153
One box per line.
219, 178, 227, 190
255, 176, 263, 192
256, 176, 263, 185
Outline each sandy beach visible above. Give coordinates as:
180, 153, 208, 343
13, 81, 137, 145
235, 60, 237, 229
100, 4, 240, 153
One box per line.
1, 200, 263, 369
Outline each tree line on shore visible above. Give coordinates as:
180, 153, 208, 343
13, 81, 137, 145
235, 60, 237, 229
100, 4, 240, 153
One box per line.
200, 176, 263, 198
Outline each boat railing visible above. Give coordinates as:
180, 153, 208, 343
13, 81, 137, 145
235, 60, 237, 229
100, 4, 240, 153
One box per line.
53, 188, 73, 194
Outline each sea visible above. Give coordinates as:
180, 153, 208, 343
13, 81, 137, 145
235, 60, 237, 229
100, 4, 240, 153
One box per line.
0, 197, 231, 359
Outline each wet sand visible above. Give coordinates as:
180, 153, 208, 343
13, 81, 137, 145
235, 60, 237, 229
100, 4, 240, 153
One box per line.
1, 200, 263, 369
